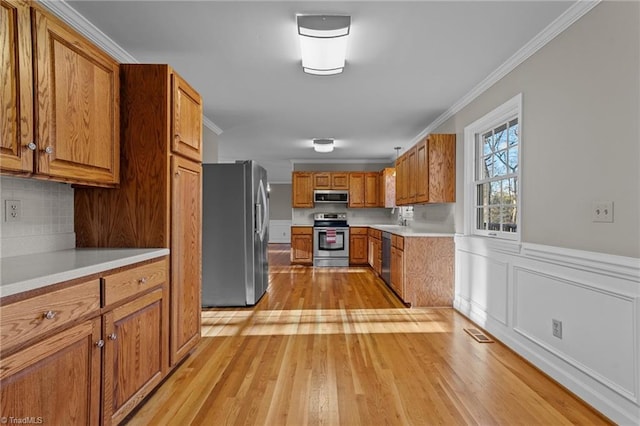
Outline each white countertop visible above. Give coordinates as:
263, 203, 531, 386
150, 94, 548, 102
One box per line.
363, 224, 455, 237
1, 248, 170, 299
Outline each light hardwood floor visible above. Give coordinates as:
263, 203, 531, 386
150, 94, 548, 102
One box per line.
125, 244, 610, 425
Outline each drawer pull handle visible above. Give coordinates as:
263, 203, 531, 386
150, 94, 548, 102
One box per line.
43, 310, 56, 320
108, 333, 117, 341
96, 340, 105, 348
138, 277, 147, 284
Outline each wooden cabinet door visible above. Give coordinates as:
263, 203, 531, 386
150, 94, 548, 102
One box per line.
406, 147, 417, 204
313, 172, 330, 189
349, 234, 368, 265
390, 246, 404, 300
32, 8, 119, 185
428, 134, 456, 203
103, 288, 168, 425
0, 0, 33, 173
348, 172, 365, 208
395, 155, 405, 205
290, 227, 313, 264
292, 172, 314, 207
172, 72, 202, 162
415, 138, 429, 203
364, 172, 379, 207
331, 172, 349, 189
170, 156, 202, 365
0, 318, 101, 426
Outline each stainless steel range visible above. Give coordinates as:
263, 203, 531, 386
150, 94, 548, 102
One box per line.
313, 212, 349, 267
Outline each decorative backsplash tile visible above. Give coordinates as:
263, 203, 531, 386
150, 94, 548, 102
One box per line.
0, 176, 75, 257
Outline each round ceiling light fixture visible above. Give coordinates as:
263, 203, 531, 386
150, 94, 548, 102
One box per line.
313, 138, 335, 153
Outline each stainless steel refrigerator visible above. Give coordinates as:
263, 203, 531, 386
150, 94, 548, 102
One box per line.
202, 161, 269, 307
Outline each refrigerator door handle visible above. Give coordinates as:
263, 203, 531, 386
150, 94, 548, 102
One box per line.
256, 179, 268, 241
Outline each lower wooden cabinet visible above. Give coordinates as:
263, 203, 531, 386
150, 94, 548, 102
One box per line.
390, 245, 405, 300
291, 226, 313, 265
0, 257, 170, 426
349, 227, 369, 265
0, 318, 102, 426
367, 228, 382, 275
103, 287, 168, 425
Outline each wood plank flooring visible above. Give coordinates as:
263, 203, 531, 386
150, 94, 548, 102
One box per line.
125, 244, 610, 425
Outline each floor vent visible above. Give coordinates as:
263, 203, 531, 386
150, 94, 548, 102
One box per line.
464, 328, 494, 343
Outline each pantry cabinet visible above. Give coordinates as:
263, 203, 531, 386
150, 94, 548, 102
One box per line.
1, 2, 120, 186
292, 172, 314, 207
75, 64, 202, 367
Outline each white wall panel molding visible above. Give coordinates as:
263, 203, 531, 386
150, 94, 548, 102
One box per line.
522, 242, 640, 283
269, 220, 292, 244
455, 236, 640, 424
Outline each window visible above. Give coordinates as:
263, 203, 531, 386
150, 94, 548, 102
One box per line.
464, 94, 522, 240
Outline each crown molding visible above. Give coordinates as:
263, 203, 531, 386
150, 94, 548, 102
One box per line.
203, 117, 223, 135
290, 158, 393, 165
39, 0, 224, 136
410, 0, 602, 147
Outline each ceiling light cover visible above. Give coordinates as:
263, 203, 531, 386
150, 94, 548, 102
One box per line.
313, 138, 334, 153
297, 15, 350, 75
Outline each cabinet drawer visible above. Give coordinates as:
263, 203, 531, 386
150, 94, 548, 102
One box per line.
291, 226, 313, 235
0, 279, 100, 354
392, 235, 404, 250
350, 227, 368, 235
103, 259, 168, 306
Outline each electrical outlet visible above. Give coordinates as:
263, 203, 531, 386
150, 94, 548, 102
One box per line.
592, 201, 613, 223
552, 319, 562, 339
4, 200, 21, 222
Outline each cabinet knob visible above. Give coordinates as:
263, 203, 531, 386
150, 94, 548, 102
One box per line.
96, 340, 105, 348
174, 133, 181, 140
138, 277, 147, 284
44, 146, 53, 155
43, 310, 56, 320
108, 333, 117, 341
27, 142, 37, 151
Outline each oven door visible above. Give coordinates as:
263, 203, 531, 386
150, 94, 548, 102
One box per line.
313, 227, 349, 258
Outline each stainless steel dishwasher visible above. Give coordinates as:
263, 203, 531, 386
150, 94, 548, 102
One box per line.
381, 232, 391, 285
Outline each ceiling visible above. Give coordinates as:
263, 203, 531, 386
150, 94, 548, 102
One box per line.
66, 1, 574, 183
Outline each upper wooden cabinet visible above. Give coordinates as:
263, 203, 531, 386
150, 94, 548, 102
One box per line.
1, 2, 120, 186
379, 168, 396, 208
292, 172, 314, 207
364, 172, 379, 207
314, 172, 349, 189
1, 0, 33, 174
395, 134, 456, 205
171, 73, 202, 162
348, 172, 365, 208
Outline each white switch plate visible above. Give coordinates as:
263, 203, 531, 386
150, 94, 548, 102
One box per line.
592, 201, 613, 223
4, 199, 21, 222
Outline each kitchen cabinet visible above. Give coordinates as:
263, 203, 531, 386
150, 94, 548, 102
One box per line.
379, 168, 396, 208
364, 172, 379, 207
0, 257, 169, 426
390, 235, 405, 300
395, 134, 456, 205
349, 227, 369, 265
292, 172, 314, 207
367, 228, 382, 275
1, 2, 120, 186
348, 172, 365, 208
291, 226, 313, 265
313, 172, 349, 189
74, 64, 202, 367
1, 0, 33, 174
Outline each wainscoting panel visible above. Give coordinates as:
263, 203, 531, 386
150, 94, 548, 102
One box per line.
454, 235, 640, 425
269, 220, 292, 243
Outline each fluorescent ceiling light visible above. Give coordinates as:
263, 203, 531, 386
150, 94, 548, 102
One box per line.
297, 15, 350, 76
313, 138, 334, 153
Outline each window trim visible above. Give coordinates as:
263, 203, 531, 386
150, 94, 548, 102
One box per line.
464, 93, 522, 240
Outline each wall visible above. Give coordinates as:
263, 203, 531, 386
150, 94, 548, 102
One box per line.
202, 126, 219, 164
268, 183, 292, 243
437, 1, 640, 258
0, 177, 75, 258
442, 3, 640, 423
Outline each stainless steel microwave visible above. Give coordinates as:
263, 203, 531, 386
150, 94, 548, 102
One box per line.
314, 190, 349, 204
